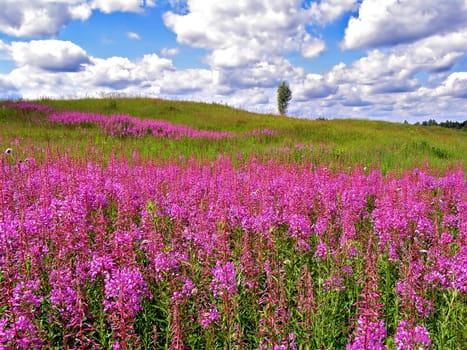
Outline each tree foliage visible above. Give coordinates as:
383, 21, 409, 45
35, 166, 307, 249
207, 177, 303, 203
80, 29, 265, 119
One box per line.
277, 81, 292, 116
414, 119, 466, 130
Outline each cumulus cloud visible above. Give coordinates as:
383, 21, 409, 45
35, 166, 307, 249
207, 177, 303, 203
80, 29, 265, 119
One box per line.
0, 1, 465, 122
216, 58, 304, 90
0, 39, 179, 99
301, 35, 326, 59
293, 74, 337, 100
0, 40, 9, 59
163, 0, 326, 69
223, 87, 273, 110
86, 53, 174, 89
343, 0, 467, 49
161, 47, 179, 56
91, 0, 155, 14
87, 56, 141, 89
288, 25, 467, 119
127, 32, 141, 40
0, 1, 89, 37
328, 29, 467, 97
309, 0, 359, 24
0, 75, 20, 99
0, 0, 155, 37
3, 51, 178, 99
435, 72, 467, 98
159, 69, 213, 94
9, 40, 91, 72
2, 43, 466, 122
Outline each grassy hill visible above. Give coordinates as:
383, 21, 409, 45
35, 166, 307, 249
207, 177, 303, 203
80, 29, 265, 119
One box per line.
1, 97, 465, 172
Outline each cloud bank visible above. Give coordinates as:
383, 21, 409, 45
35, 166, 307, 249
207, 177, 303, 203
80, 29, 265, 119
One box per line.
0, 0, 465, 122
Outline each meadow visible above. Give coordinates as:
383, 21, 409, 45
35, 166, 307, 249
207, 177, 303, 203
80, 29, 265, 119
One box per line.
0, 99, 465, 349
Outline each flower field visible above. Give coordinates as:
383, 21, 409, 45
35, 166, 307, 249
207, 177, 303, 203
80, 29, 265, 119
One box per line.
9, 102, 276, 140
0, 150, 465, 349
0, 101, 466, 349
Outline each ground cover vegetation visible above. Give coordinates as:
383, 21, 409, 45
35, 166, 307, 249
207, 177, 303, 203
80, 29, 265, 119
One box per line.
0, 99, 465, 349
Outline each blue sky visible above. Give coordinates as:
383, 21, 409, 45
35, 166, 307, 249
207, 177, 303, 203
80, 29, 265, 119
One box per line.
0, 0, 466, 122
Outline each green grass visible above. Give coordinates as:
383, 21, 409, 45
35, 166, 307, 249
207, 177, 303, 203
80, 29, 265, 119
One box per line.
1, 97, 465, 172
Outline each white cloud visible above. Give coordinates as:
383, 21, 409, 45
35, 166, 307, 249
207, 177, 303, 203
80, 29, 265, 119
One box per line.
0, 1, 465, 122
85, 53, 174, 89
0, 0, 155, 37
7, 65, 81, 99
69, 3, 93, 21
0, 75, 20, 99
343, 0, 467, 49
434, 72, 467, 98
127, 32, 141, 40
2, 44, 466, 122
208, 47, 261, 68
87, 56, 141, 89
0, 1, 89, 37
163, 0, 326, 69
222, 87, 273, 110
309, 0, 359, 24
0, 39, 178, 98
161, 47, 180, 56
293, 74, 337, 100
301, 35, 326, 59
159, 69, 212, 94
284, 26, 467, 120
91, 0, 155, 14
327, 29, 467, 97
9, 40, 90, 72
0, 40, 9, 59
216, 58, 304, 90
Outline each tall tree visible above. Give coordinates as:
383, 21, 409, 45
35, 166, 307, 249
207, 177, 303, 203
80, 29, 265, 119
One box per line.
277, 81, 292, 116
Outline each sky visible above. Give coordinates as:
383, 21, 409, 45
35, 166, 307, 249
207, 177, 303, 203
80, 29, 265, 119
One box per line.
0, 0, 466, 123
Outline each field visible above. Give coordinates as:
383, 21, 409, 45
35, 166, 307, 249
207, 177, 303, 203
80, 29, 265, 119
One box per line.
0, 99, 466, 349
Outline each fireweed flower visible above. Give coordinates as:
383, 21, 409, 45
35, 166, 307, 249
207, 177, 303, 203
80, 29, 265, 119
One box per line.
314, 240, 328, 260
0, 148, 464, 347
172, 278, 197, 305
347, 318, 387, 350
0, 317, 14, 345
103, 267, 149, 318
11, 280, 43, 309
394, 320, 431, 350
211, 261, 237, 297
198, 304, 220, 329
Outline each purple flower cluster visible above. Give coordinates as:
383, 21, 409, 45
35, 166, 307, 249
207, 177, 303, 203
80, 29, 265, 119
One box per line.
46, 111, 281, 139
198, 304, 220, 329
394, 320, 431, 350
347, 318, 387, 350
103, 267, 148, 318
211, 261, 237, 297
0, 150, 464, 347
6, 101, 280, 139
5, 101, 54, 113
47, 111, 237, 139
103, 267, 149, 345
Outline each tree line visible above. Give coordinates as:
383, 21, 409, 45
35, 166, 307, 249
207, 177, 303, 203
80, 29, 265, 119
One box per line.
414, 119, 466, 130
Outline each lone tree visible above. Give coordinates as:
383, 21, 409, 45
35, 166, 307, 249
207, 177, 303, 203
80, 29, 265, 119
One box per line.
277, 81, 292, 115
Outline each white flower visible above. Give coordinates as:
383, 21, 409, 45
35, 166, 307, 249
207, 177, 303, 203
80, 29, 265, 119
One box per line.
5, 148, 12, 155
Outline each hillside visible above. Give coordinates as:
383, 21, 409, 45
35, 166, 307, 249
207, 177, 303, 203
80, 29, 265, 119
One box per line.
1, 98, 465, 172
